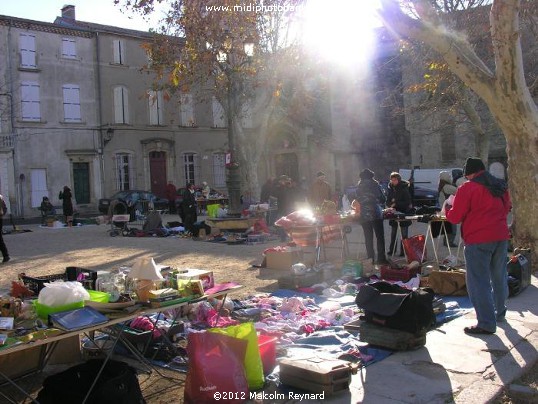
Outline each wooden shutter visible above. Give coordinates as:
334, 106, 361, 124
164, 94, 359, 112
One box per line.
63, 84, 81, 122
21, 81, 41, 121
20, 34, 36, 68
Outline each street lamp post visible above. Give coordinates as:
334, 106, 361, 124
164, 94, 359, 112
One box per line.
222, 37, 254, 217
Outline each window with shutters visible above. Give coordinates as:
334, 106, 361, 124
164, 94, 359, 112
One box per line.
21, 81, 41, 121
20, 33, 36, 68
212, 153, 226, 188
113, 86, 129, 124
63, 84, 81, 122
148, 90, 163, 125
61, 38, 77, 59
212, 96, 226, 128
112, 39, 125, 65
115, 153, 134, 190
183, 152, 199, 185
180, 93, 195, 126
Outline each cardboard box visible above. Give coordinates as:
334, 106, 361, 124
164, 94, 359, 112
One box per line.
265, 248, 303, 270
177, 269, 214, 290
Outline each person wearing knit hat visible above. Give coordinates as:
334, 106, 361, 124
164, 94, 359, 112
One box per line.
463, 157, 486, 176
359, 168, 375, 180
446, 157, 511, 335
309, 171, 332, 208
354, 169, 388, 265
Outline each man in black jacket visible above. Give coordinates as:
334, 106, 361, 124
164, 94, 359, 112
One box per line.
354, 169, 388, 264
386, 172, 413, 256
0, 195, 10, 263
180, 183, 198, 235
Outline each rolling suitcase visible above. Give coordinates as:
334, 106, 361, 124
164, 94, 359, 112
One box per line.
279, 357, 353, 395
358, 320, 426, 351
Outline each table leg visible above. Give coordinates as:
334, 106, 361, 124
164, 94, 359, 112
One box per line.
392, 222, 407, 261
0, 369, 38, 403
441, 223, 452, 257
315, 227, 322, 264
423, 223, 435, 264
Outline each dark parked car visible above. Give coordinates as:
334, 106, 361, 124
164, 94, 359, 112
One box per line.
98, 190, 169, 214
411, 186, 439, 207
346, 182, 439, 208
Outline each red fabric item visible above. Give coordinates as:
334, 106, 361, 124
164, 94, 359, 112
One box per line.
402, 235, 427, 263
253, 218, 269, 234
130, 316, 162, 339
446, 180, 511, 244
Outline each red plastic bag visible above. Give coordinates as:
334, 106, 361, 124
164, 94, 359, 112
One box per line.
402, 234, 427, 263
184, 331, 248, 404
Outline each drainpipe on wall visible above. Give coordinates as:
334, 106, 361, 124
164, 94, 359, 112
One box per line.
95, 31, 106, 200
6, 22, 22, 217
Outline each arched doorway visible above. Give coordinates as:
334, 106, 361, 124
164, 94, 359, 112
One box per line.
149, 151, 167, 198
274, 153, 299, 181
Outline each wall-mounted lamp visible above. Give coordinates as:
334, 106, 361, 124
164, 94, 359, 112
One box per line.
103, 128, 114, 145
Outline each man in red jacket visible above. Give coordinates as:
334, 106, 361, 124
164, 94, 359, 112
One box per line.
446, 157, 511, 335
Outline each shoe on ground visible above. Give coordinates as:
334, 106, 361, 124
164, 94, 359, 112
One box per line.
464, 325, 495, 335
2, 256, 9, 263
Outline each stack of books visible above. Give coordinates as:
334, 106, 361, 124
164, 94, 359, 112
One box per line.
148, 288, 183, 308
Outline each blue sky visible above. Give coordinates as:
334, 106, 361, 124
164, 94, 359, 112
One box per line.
0, 0, 161, 30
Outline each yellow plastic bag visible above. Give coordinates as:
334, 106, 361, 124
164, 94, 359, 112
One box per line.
208, 322, 264, 390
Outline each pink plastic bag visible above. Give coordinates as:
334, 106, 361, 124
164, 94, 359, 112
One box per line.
184, 331, 248, 404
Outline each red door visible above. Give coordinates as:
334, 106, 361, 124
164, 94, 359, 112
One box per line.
149, 151, 167, 198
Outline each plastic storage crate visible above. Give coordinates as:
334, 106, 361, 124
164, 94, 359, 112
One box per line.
19, 272, 67, 294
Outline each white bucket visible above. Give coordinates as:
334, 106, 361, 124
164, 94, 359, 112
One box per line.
82, 338, 114, 360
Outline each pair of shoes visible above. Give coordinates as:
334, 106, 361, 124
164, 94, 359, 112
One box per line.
448, 243, 458, 248
2, 256, 9, 263
464, 326, 495, 335
399, 252, 405, 257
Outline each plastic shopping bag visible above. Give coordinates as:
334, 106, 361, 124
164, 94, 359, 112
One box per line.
208, 322, 264, 390
184, 331, 248, 404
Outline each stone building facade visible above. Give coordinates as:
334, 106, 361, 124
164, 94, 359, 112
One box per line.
1, 6, 517, 218
0, 6, 230, 217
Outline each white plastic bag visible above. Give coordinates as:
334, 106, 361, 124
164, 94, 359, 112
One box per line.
38, 281, 90, 307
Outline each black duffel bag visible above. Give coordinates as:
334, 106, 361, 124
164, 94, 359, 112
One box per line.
36, 359, 145, 404
355, 281, 436, 334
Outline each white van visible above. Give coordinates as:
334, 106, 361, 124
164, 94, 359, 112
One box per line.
399, 168, 463, 191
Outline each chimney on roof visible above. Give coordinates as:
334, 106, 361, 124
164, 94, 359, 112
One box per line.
61, 5, 76, 20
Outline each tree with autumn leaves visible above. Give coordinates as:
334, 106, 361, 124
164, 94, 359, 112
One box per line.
117, 0, 320, 202
379, 0, 537, 254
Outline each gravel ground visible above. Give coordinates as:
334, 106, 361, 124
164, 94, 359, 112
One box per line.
0, 215, 535, 403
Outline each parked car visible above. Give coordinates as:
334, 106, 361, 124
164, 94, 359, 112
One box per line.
346, 181, 439, 208
411, 185, 439, 207
98, 190, 169, 214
